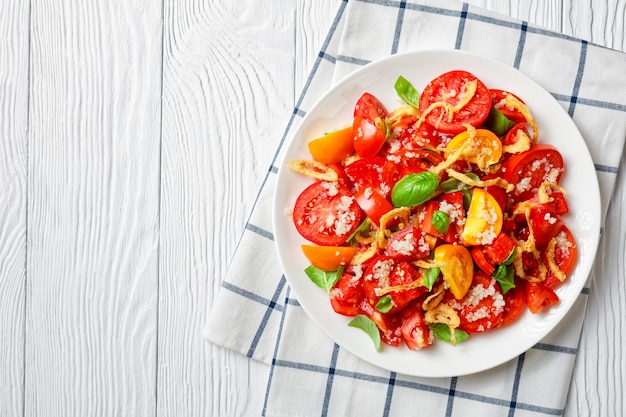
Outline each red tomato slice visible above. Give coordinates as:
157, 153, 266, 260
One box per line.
502, 122, 530, 146
357, 297, 403, 346
501, 144, 564, 201
526, 282, 559, 314
420, 191, 466, 244
362, 256, 427, 314
329, 272, 364, 317
490, 89, 527, 124
344, 157, 395, 198
400, 308, 433, 350
415, 121, 456, 148
483, 232, 516, 265
471, 246, 495, 275
354, 92, 388, 120
448, 271, 505, 333
394, 149, 445, 178
543, 225, 577, 287
353, 186, 394, 226
293, 181, 361, 246
529, 205, 565, 247
499, 279, 527, 327
353, 93, 389, 157
384, 226, 431, 261
419, 70, 492, 133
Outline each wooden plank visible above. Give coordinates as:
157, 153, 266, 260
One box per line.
0, 1, 29, 416
467, 0, 562, 30
563, 0, 626, 50
25, 1, 162, 415
157, 1, 295, 416
562, 2, 626, 416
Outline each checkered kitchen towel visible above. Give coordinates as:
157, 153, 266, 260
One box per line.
204, 0, 626, 415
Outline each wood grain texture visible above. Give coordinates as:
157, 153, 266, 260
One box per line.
26, 1, 162, 415
0, 0, 623, 416
158, 1, 295, 416
468, 0, 562, 30
563, 0, 626, 50
0, 1, 29, 416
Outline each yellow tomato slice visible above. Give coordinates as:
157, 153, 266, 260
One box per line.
307, 127, 354, 164
462, 188, 503, 246
433, 244, 473, 300
301, 244, 357, 272
445, 128, 503, 169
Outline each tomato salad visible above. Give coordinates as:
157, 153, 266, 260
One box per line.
286, 70, 577, 351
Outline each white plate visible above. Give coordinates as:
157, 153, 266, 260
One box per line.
273, 50, 601, 378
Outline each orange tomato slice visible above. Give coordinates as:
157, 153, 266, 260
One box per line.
301, 244, 358, 272
433, 244, 474, 299
307, 127, 354, 164
462, 188, 503, 246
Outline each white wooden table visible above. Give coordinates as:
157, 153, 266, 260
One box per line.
1, 1, 624, 416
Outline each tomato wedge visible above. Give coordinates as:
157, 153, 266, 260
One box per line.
329, 271, 363, 317
400, 308, 433, 350
421, 191, 466, 244
353, 93, 389, 157
293, 181, 361, 246
301, 245, 357, 272
433, 244, 474, 300
462, 188, 503, 246
353, 186, 394, 226
501, 144, 564, 201
490, 89, 527, 124
449, 272, 505, 333
419, 70, 492, 133
543, 225, 577, 287
362, 256, 427, 314
384, 226, 432, 261
344, 157, 395, 198
307, 127, 354, 164
526, 282, 559, 314
499, 279, 527, 327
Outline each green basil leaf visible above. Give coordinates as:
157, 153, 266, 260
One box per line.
431, 210, 450, 235
437, 172, 480, 194
484, 107, 515, 136
375, 295, 394, 313
493, 263, 515, 294
502, 247, 516, 265
391, 172, 440, 207
462, 188, 472, 211
429, 323, 470, 344
348, 314, 381, 352
347, 219, 372, 247
304, 265, 344, 294
394, 75, 420, 107
423, 267, 440, 291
